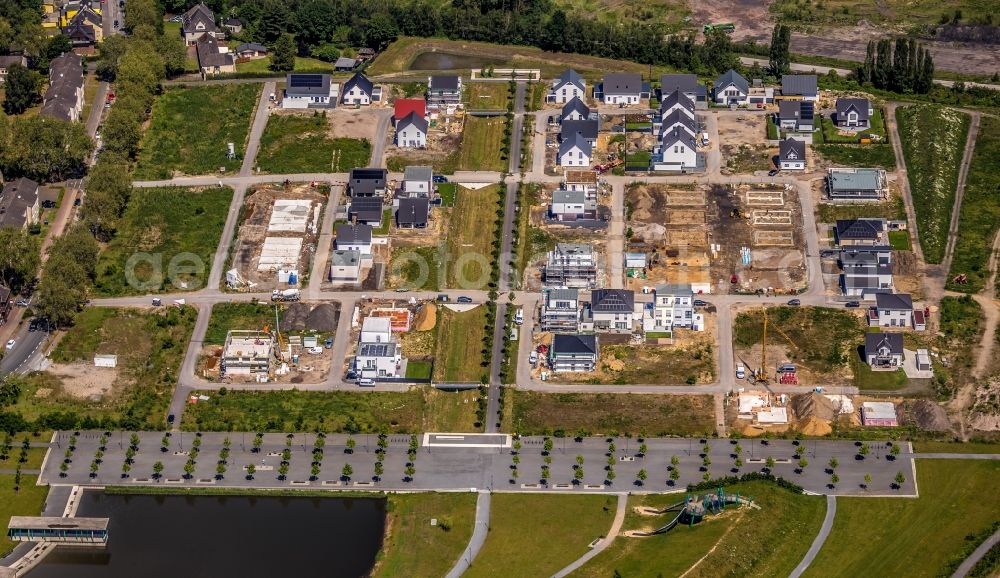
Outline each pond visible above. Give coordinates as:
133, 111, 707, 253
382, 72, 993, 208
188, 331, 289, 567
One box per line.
408, 51, 506, 71
27, 491, 386, 578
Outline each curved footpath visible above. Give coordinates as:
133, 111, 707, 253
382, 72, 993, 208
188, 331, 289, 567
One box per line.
789, 494, 837, 578
952, 528, 1000, 578
551, 493, 628, 578
445, 491, 491, 578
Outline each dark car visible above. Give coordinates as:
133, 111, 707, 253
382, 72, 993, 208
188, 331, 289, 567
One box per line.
167, 414, 175, 424
768, 169, 779, 176
787, 298, 801, 306
437, 294, 449, 302
41, 200, 56, 209
457, 296, 473, 303
74, 198, 81, 206
693, 299, 708, 307
845, 301, 861, 308
325, 337, 334, 349
433, 175, 448, 183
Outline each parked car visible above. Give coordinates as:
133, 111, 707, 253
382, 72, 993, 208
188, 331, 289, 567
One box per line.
167, 414, 175, 424
5, 340, 15, 350
457, 296, 473, 303
736, 364, 746, 379
845, 301, 860, 308
437, 294, 449, 302
41, 200, 56, 209
325, 337, 334, 349
693, 299, 708, 307
768, 169, 779, 176
152, 298, 162, 306
528, 351, 538, 365
433, 175, 448, 183
787, 299, 801, 306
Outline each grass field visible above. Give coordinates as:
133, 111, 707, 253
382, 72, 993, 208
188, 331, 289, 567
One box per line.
888, 229, 911, 250
507, 391, 716, 437
373, 493, 477, 578
581, 342, 717, 385
947, 116, 1000, 293
576, 481, 825, 578
850, 355, 908, 390
16, 307, 197, 429
913, 440, 1000, 453
235, 56, 331, 74
896, 104, 970, 264
0, 475, 48, 557
465, 82, 511, 111
182, 386, 477, 432
735, 306, 863, 374
512, 183, 543, 286
205, 302, 281, 345
94, 186, 232, 296
805, 460, 1000, 578
135, 84, 261, 179
446, 184, 501, 288
256, 113, 370, 173
432, 306, 490, 384
771, 0, 995, 30
390, 246, 441, 291
464, 494, 616, 578
814, 144, 896, 169
457, 116, 508, 172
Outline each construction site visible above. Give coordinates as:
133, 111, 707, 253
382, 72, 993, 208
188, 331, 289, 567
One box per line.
385, 108, 465, 169
227, 183, 327, 292
198, 301, 340, 384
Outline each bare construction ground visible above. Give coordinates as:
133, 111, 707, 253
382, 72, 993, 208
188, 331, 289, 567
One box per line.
745, 189, 785, 206
386, 111, 465, 170
230, 183, 326, 291
329, 108, 382, 141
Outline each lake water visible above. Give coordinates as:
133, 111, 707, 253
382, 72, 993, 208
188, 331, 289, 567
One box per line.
408, 51, 505, 71
27, 492, 386, 578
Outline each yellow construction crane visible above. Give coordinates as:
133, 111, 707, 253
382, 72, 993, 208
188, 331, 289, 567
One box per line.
754, 307, 799, 384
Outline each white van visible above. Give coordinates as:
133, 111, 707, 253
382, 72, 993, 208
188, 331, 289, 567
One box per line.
514, 308, 524, 325
736, 364, 746, 379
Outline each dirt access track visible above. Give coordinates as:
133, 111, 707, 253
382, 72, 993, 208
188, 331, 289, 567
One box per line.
691, 0, 1000, 76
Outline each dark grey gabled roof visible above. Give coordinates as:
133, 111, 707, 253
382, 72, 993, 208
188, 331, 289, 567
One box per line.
660, 74, 698, 94
343, 72, 374, 97
779, 138, 806, 161
196, 34, 234, 69
396, 197, 429, 226
397, 111, 428, 134
590, 289, 634, 313
559, 131, 591, 158
782, 74, 818, 97
348, 167, 388, 195
561, 97, 590, 121
182, 2, 217, 35
404, 166, 433, 182
602, 73, 643, 96
235, 42, 267, 54
552, 333, 597, 355
876, 292, 913, 311
560, 119, 599, 141
865, 332, 903, 356
835, 218, 885, 241
429, 75, 460, 91
348, 197, 383, 222
336, 223, 373, 244
778, 100, 814, 122
836, 98, 871, 123
0, 177, 39, 229
659, 109, 696, 136
554, 69, 585, 91
714, 69, 749, 95
660, 126, 697, 150
660, 89, 695, 115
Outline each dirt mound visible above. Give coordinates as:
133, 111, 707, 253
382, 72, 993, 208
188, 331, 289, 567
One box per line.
796, 415, 832, 436
740, 424, 765, 437
281, 303, 340, 332
791, 393, 837, 422
413, 303, 437, 331
902, 399, 951, 432
306, 303, 340, 332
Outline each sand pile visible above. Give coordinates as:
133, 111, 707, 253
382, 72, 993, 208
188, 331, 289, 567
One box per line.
740, 424, 765, 437
796, 416, 832, 436
413, 303, 437, 331
791, 393, 837, 421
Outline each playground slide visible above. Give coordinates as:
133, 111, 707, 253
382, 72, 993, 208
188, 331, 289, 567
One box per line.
633, 510, 684, 536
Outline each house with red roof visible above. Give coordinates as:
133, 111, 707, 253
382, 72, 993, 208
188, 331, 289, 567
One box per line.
393, 98, 426, 125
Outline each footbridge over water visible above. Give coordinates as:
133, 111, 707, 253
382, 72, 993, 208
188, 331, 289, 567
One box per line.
7, 517, 109, 545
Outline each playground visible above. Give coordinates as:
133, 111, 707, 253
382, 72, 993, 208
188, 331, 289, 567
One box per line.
626, 488, 760, 536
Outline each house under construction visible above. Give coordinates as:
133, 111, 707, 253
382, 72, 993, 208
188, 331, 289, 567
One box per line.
222, 330, 275, 376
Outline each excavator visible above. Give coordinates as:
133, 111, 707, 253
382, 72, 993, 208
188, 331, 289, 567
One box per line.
749, 307, 800, 387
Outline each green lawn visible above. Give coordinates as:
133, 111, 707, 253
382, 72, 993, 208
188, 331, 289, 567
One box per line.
465, 494, 616, 578
15, 307, 197, 429
432, 306, 491, 384
181, 389, 428, 432
205, 302, 281, 346
913, 441, 1000, 453
813, 144, 896, 169
94, 186, 233, 296
575, 481, 825, 578
816, 197, 906, 223
0, 475, 49, 557
256, 113, 371, 173
805, 460, 1000, 578
507, 391, 716, 437
446, 184, 502, 288
818, 108, 887, 143
888, 229, 911, 250
850, 354, 908, 390
896, 104, 970, 264
404, 360, 433, 380
373, 493, 477, 578
389, 246, 441, 291
457, 116, 509, 172
235, 55, 332, 74
512, 183, 542, 287
464, 82, 511, 111
947, 116, 1000, 293
135, 84, 261, 179
436, 183, 458, 207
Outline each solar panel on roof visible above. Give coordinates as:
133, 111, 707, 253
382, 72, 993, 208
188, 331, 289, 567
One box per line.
290, 74, 322, 87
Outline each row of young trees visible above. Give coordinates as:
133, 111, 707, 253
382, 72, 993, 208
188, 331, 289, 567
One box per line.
858, 37, 935, 94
